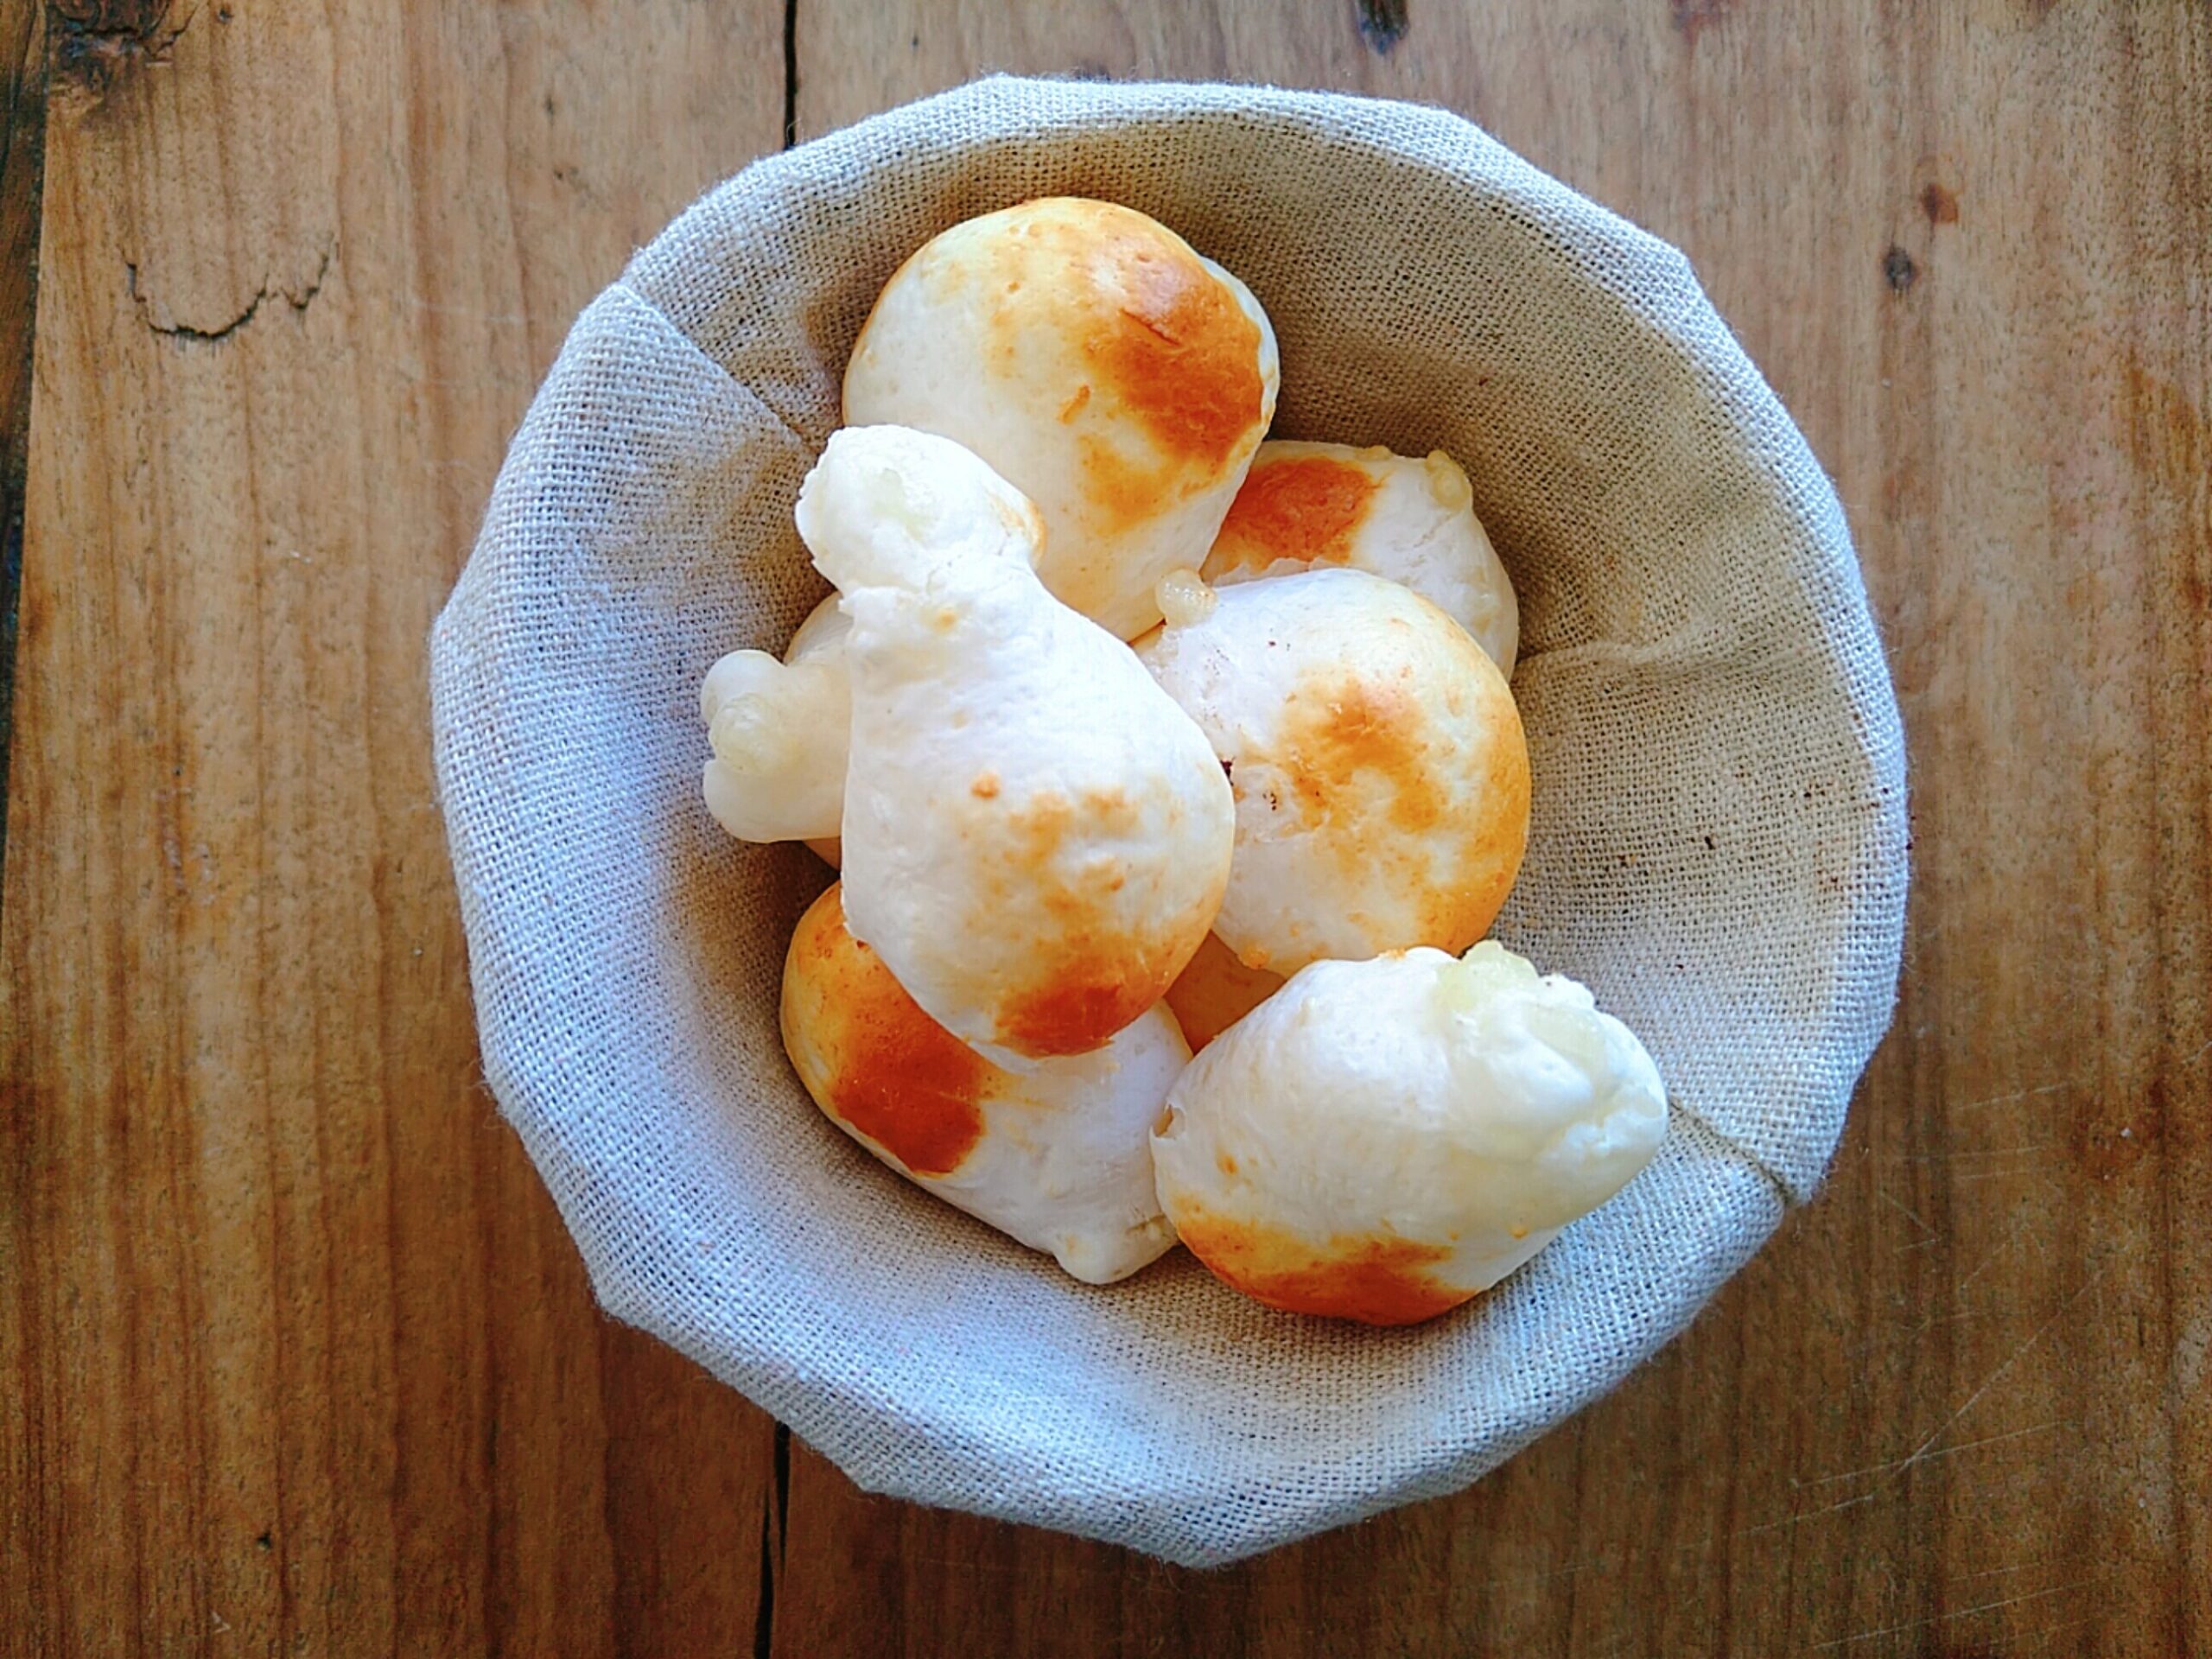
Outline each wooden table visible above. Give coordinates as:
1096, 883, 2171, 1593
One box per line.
4, 3, 2207, 1653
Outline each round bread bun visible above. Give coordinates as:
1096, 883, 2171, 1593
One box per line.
783, 885, 1183, 1284
1161, 928, 1284, 1052
1135, 566, 1529, 977
843, 197, 1280, 640
798, 425, 1234, 1065
1152, 942, 1669, 1324
1203, 440, 1519, 673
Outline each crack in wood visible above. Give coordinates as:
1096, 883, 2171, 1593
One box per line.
124, 242, 332, 342
781, 0, 798, 148
753, 1422, 791, 1658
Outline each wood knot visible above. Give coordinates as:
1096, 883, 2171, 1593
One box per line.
54, 0, 187, 97
1669, 0, 1730, 45
1356, 0, 1409, 54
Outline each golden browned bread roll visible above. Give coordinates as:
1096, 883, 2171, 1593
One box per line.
1161, 928, 1284, 1052
843, 197, 1280, 640
783, 886, 1182, 1284
1203, 441, 1519, 673
1137, 566, 1529, 978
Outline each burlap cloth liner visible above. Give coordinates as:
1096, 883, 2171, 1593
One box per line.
429, 76, 1908, 1566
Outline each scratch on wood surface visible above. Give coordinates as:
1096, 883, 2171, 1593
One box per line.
1896, 1140, 2067, 1187
1901, 1141, 2062, 1166
1806, 1578, 2100, 1650
1950, 1160, 2067, 1187
1872, 1185, 1934, 1236
1955, 1553, 2079, 1583
405, 294, 527, 324
1777, 1268, 2111, 1529
2014, 1611, 2110, 1653
1933, 1141, 2063, 1162
1468, 1360, 2094, 1581
1875, 1299, 2006, 1353
1463, 1553, 1611, 1598
1887, 1266, 2112, 1476
1742, 1488, 1885, 1540
1801, 1419, 2073, 1487
1948, 1217, 2034, 1296
1948, 1077, 2077, 1114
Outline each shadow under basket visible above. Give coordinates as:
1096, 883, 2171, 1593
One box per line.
429, 75, 1909, 1567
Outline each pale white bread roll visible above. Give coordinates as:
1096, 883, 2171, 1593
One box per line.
1152, 942, 1669, 1325
699, 590, 851, 846
783, 590, 849, 663
798, 425, 1235, 1064
783, 597, 850, 868
842, 197, 1280, 640
1135, 566, 1529, 978
782, 885, 1183, 1285
1202, 441, 1520, 674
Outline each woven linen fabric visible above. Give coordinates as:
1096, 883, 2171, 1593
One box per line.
430, 75, 1908, 1567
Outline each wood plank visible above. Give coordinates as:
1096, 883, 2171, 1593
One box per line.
0, 0, 42, 857
0, 3, 785, 1654
786, 3, 2212, 1655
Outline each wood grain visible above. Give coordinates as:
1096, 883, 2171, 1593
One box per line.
4, 1, 2207, 1656
1, 3, 785, 1654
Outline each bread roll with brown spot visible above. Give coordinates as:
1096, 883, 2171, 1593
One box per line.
1153, 942, 1669, 1324
798, 425, 1234, 1065
783, 886, 1181, 1284
1161, 929, 1284, 1052
1136, 566, 1529, 977
843, 197, 1280, 640
1204, 441, 1519, 673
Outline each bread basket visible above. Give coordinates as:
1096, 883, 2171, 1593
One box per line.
429, 75, 1908, 1566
